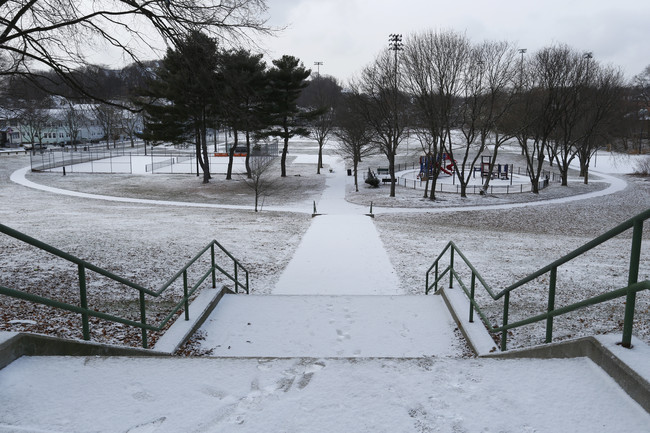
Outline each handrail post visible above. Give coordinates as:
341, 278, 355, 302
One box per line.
501, 292, 510, 351
434, 262, 439, 293
234, 262, 239, 294
622, 219, 643, 348
449, 248, 455, 289
469, 272, 476, 323
78, 264, 90, 341
546, 267, 557, 344
183, 270, 189, 321
139, 290, 148, 349
425, 271, 430, 295
210, 244, 216, 288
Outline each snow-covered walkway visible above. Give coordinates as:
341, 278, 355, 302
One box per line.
196, 157, 452, 357
274, 157, 400, 295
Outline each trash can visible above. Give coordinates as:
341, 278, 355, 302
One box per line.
347, 169, 352, 176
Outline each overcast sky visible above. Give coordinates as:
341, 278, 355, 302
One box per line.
258, 0, 649, 83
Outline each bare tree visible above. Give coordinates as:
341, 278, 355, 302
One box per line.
334, 94, 376, 192
244, 156, 276, 212
1, 1, 271, 103
510, 47, 566, 193
476, 41, 519, 192
16, 97, 51, 151
575, 64, 625, 184
93, 102, 120, 148
119, 103, 143, 148
300, 75, 342, 174
632, 64, 650, 153
402, 29, 470, 199
61, 101, 79, 149
351, 50, 410, 197
545, 46, 588, 186
453, 44, 487, 197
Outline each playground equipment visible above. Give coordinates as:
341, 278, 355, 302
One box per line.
418, 153, 455, 180
480, 155, 509, 180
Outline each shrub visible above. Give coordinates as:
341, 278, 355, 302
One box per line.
365, 168, 380, 187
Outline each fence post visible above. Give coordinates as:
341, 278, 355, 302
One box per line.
183, 270, 189, 320
78, 264, 90, 341
139, 290, 148, 348
546, 267, 557, 343
622, 219, 643, 348
501, 292, 510, 351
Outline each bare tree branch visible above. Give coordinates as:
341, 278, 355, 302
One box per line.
1, 1, 272, 103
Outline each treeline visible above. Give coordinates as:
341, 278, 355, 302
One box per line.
340, 30, 650, 198
2, 28, 649, 195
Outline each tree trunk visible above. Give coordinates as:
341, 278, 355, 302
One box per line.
531, 178, 539, 194
317, 138, 324, 174
280, 126, 289, 177
245, 130, 252, 179
226, 128, 238, 180
460, 183, 467, 198
388, 152, 396, 197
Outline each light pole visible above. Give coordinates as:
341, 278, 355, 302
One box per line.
388, 34, 403, 79
518, 48, 527, 85
314, 61, 323, 78
583, 51, 593, 81
518, 48, 527, 155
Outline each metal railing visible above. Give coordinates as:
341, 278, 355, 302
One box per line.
0, 223, 249, 348
425, 208, 649, 351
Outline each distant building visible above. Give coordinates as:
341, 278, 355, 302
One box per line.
0, 96, 141, 147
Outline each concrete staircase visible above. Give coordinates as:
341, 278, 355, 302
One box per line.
1, 290, 649, 432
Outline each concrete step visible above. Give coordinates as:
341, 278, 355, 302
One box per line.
194, 294, 463, 358
1, 355, 648, 432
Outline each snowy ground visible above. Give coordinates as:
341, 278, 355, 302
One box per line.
0, 139, 649, 351
1, 141, 650, 432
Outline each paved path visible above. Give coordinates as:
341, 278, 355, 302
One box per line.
9, 157, 628, 215
273, 157, 400, 294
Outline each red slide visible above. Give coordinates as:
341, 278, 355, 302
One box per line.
440, 163, 454, 175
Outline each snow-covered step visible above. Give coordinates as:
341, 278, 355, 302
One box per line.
1, 356, 648, 432
196, 294, 462, 358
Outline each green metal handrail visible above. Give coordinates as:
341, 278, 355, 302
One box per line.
0, 223, 249, 348
425, 208, 649, 351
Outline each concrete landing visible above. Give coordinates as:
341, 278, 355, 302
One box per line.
196, 294, 462, 358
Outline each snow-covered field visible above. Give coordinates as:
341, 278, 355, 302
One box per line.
0, 139, 649, 350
